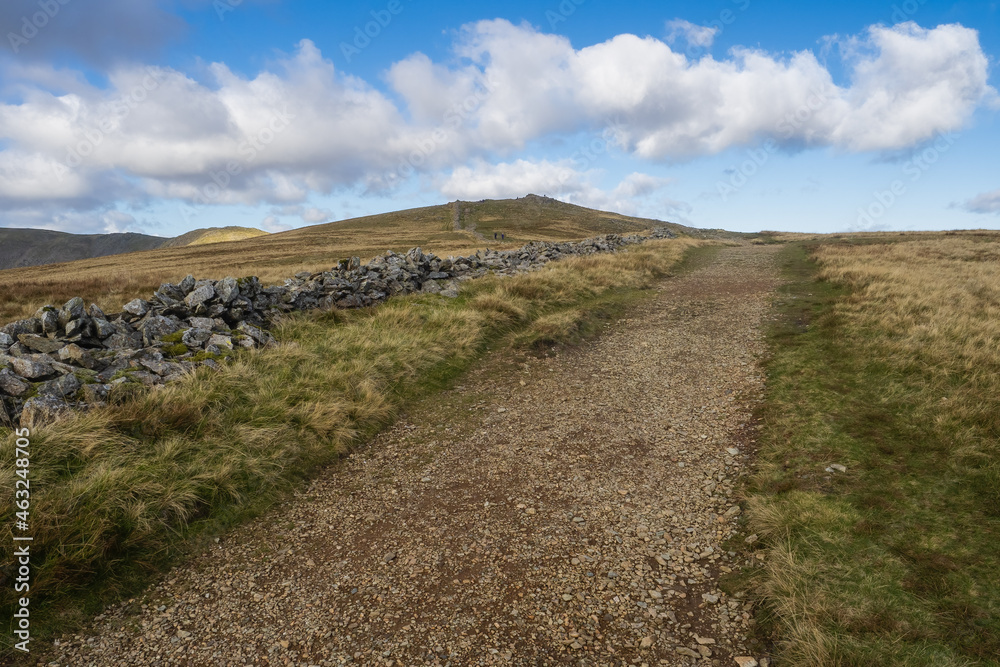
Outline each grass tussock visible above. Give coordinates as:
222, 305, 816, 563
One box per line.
749, 235, 1000, 666
0, 237, 701, 649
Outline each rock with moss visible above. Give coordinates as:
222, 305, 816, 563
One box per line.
20, 395, 74, 429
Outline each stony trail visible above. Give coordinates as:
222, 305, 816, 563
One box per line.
45, 244, 781, 666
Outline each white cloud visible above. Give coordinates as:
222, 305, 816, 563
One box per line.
392, 19, 994, 159
964, 188, 1000, 214
437, 159, 586, 201
101, 210, 140, 234
666, 19, 719, 48
831, 22, 994, 151
0, 19, 994, 231
437, 160, 677, 218
301, 207, 333, 223
260, 215, 293, 232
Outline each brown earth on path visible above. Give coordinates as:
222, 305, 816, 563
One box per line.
44, 244, 781, 666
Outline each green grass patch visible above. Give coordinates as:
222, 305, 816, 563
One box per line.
748, 241, 1000, 666
0, 238, 702, 655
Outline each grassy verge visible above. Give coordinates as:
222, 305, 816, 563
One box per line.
0, 237, 702, 655
748, 238, 1000, 666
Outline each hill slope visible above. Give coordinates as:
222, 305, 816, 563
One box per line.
0, 226, 269, 270
0, 229, 166, 271
452, 193, 688, 239
162, 226, 270, 248
0, 195, 703, 322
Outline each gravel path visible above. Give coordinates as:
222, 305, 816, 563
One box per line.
43, 244, 781, 666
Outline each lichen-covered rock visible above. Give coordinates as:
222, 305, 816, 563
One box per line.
155, 282, 186, 302
58, 343, 98, 370
65, 317, 91, 339
21, 395, 74, 429
138, 315, 180, 346
207, 334, 233, 351
1, 318, 42, 338
216, 277, 239, 304
38, 373, 81, 398
92, 318, 117, 339
59, 297, 86, 326
188, 317, 217, 330
122, 298, 150, 318
0, 368, 30, 397
105, 332, 143, 350
38, 308, 60, 334
182, 328, 213, 348
236, 322, 274, 346
10, 356, 58, 381
184, 284, 215, 308
139, 358, 182, 376
128, 370, 161, 386
18, 334, 65, 354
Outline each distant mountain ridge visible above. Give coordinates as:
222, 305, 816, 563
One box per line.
0, 226, 267, 270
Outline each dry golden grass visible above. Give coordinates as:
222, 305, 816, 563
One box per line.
167, 226, 270, 247
816, 236, 1000, 382
750, 233, 1000, 666
0, 198, 682, 323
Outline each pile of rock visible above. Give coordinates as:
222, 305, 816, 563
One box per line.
0, 229, 675, 428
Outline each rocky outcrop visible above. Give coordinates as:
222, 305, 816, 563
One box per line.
0, 229, 675, 428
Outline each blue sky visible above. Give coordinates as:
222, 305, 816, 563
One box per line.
0, 0, 998, 236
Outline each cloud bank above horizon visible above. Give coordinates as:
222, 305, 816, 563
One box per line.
0, 11, 997, 233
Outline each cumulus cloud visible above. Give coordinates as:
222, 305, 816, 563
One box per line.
260, 215, 293, 232
438, 159, 587, 201
666, 19, 719, 48
438, 160, 676, 217
405, 19, 994, 158
300, 207, 333, 223
964, 188, 1000, 214
269, 204, 334, 223
0, 39, 412, 214
0, 18, 995, 231
100, 210, 143, 234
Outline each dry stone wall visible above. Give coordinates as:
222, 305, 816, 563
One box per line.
0, 229, 675, 428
